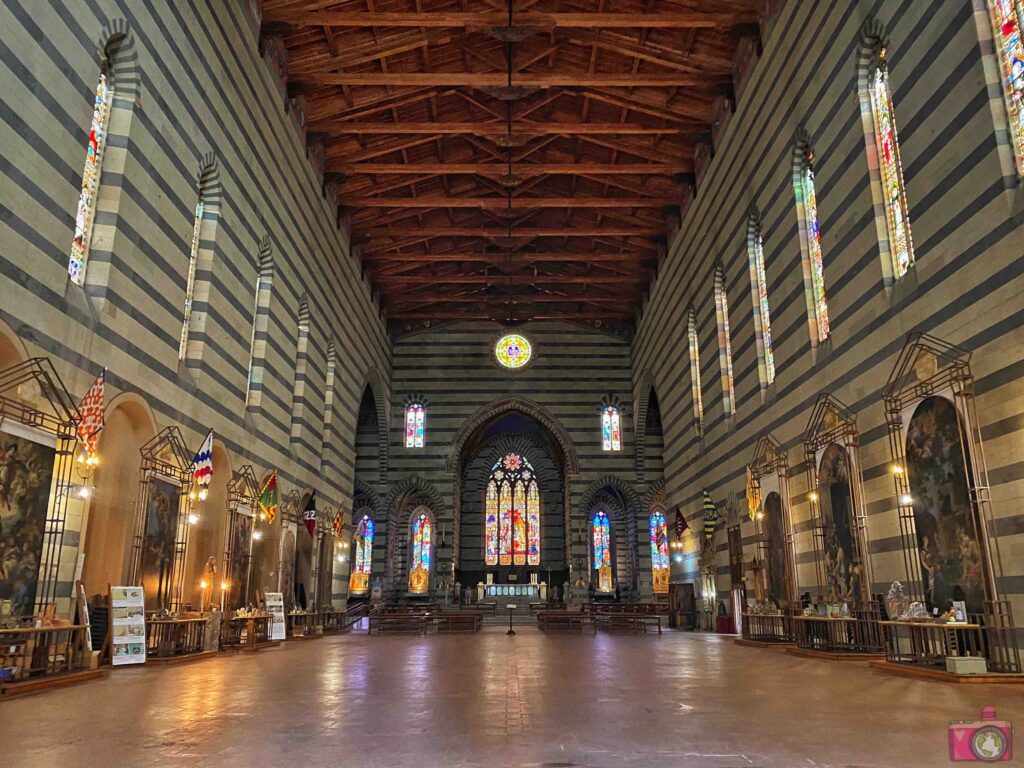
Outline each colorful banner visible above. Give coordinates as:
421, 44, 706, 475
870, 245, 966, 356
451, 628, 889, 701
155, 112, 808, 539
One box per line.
673, 508, 688, 540
702, 490, 720, 542
331, 509, 343, 539
191, 428, 213, 490
303, 491, 317, 538
259, 470, 278, 524
76, 368, 106, 457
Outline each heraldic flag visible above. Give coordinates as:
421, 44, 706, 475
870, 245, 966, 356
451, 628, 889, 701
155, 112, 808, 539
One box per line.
674, 507, 689, 540
191, 429, 214, 490
332, 509, 344, 539
76, 369, 106, 457
303, 491, 317, 538
702, 490, 720, 541
259, 470, 279, 524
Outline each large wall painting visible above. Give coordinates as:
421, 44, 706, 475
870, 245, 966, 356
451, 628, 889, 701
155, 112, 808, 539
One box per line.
227, 511, 252, 609
140, 477, 181, 610
0, 429, 55, 616
764, 492, 789, 608
905, 396, 984, 614
817, 444, 864, 608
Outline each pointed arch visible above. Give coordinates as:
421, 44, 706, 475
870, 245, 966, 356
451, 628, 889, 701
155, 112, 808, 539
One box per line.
180, 153, 221, 372
245, 236, 274, 409
792, 127, 830, 346
446, 395, 578, 474
289, 295, 311, 447
356, 367, 389, 483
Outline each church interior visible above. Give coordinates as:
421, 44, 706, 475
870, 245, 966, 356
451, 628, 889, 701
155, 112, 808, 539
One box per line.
1, 0, 1023, 765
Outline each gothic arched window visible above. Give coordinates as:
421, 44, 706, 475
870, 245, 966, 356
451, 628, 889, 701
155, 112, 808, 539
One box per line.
178, 196, 205, 360
987, 0, 1024, 175
408, 511, 432, 593
69, 70, 111, 285
650, 510, 670, 594
688, 308, 703, 434
348, 514, 374, 595
485, 453, 540, 566
747, 211, 776, 387
405, 403, 425, 448
866, 50, 914, 280
601, 405, 621, 451
793, 143, 830, 343
713, 268, 736, 417
592, 509, 613, 593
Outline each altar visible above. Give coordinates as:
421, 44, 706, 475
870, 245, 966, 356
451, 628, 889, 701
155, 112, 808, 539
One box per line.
484, 584, 539, 599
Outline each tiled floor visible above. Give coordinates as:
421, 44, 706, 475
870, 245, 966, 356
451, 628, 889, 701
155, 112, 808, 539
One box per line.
2, 629, 1022, 767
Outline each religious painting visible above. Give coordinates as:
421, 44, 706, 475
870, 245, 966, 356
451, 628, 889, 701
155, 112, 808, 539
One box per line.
764, 492, 789, 609
817, 444, 864, 608
0, 429, 55, 616
650, 511, 669, 595
408, 512, 431, 594
140, 477, 181, 610
593, 510, 613, 593
226, 511, 252, 609
349, 515, 374, 595
905, 396, 984, 614
279, 527, 296, 609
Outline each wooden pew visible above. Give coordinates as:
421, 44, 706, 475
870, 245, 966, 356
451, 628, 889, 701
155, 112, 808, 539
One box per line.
368, 613, 429, 635
537, 611, 594, 634
594, 613, 663, 634
433, 613, 482, 633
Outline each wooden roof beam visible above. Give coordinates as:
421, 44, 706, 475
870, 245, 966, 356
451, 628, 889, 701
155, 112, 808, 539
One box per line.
262, 11, 739, 29
328, 122, 690, 135
357, 225, 663, 237
331, 162, 691, 175
295, 72, 706, 87
344, 196, 679, 208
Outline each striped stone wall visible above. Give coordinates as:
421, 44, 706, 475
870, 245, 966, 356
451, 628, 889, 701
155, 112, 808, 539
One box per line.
633, 0, 1024, 630
388, 322, 642, 599
0, 0, 390, 605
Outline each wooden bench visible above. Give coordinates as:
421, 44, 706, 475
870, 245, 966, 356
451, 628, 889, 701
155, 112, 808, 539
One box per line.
369, 614, 428, 635
530, 602, 566, 614
461, 602, 497, 614
433, 613, 482, 633
594, 612, 662, 634
537, 611, 593, 634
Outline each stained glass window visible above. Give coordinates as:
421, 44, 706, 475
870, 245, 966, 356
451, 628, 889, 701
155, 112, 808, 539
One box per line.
592, 510, 613, 593
408, 512, 432, 593
178, 199, 204, 360
495, 333, 532, 368
713, 268, 736, 417
688, 309, 703, 432
747, 222, 776, 386
69, 72, 111, 285
601, 406, 621, 451
650, 510, 670, 594
405, 403, 425, 448
795, 157, 829, 342
869, 57, 914, 280
988, 0, 1024, 175
484, 452, 540, 566
349, 514, 374, 595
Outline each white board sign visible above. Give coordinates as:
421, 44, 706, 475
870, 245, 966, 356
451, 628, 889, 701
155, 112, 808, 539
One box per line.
110, 586, 146, 666
265, 592, 286, 641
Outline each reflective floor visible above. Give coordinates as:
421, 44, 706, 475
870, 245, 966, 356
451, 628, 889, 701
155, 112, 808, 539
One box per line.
2, 629, 1022, 767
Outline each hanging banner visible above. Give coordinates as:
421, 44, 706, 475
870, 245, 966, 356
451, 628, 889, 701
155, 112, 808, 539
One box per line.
191, 428, 214, 491
110, 586, 146, 666
76, 368, 106, 457
259, 470, 278, 524
303, 490, 317, 538
264, 591, 286, 641
702, 489, 720, 542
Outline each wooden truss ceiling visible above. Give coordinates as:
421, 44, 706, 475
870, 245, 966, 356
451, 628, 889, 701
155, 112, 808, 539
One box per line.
262, 0, 761, 337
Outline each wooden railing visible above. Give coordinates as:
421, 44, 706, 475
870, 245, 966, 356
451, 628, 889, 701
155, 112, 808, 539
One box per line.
793, 608, 883, 654
145, 617, 207, 659
0, 625, 91, 689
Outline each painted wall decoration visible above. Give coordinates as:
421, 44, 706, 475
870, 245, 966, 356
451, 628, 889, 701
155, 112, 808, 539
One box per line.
140, 477, 181, 610
817, 444, 863, 608
227, 512, 252, 609
764, 492, 788, 608
905, 396, 984, 614
0, 430, 55, 616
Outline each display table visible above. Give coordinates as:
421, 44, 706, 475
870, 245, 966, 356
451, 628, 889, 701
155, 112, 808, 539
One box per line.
321, 609, 344, 634
0, 624, 102, 696
221, 615, 275, 652
788, 614, 884, 659
286, 611, 320, 639
737, 612, 794, 646
145, 617, 213, 663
